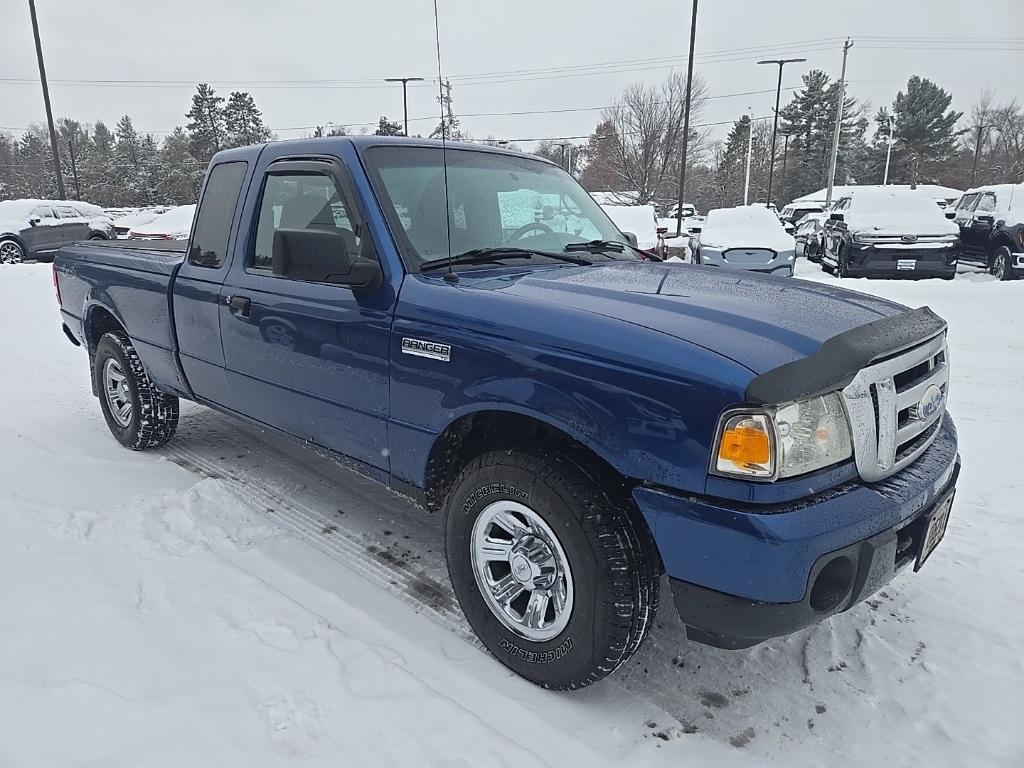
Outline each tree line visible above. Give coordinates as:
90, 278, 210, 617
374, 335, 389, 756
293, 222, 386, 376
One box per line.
2, 72, 1022, 212
576, 71, 1024, 212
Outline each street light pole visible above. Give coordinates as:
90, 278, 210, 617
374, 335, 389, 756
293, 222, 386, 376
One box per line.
384, 76, 424, 136
756, 57, 806, 208
674, 0, 699, 237
779, 132, 790, 204
28, 0, 65, 198
825, 38, 853, 208
744, 115, 754, 206
883, 114, 896, 185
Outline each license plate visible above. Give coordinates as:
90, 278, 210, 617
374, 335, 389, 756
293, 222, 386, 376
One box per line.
897, 259, 917, 271
914, 489, 954, 571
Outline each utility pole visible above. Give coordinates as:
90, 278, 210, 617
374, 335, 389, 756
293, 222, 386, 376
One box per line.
756, 57, 806, 207
384, 76, 424, 136
744, 114, 754, 206
779, 133, 790, 204
674, 0, 698, 236
882, 114, 896, 185
67, 139, 80, 197
554, 141, 573, 171
825, 38, 853, 208
28, 0, 65, 198
970, 123, 988, 186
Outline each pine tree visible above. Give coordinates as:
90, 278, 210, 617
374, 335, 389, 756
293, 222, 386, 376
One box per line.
373, 115, 404, 136
579, 120, 622, 192
156, 127, 205, 203
223, 91, 272, 148
186, 83, 226, 160
779, 69, 868, 200
879, 76, 963, 186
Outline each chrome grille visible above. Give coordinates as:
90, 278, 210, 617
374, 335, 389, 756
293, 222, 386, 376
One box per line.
841, 332, 948, 482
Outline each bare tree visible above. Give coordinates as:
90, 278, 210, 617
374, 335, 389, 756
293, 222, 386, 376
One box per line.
601, 72, 708, 207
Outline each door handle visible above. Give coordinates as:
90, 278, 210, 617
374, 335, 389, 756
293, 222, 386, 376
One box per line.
226, 294, 251, 318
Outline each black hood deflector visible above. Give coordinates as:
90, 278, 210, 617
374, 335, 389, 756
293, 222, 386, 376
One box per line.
745, 306, 947, 405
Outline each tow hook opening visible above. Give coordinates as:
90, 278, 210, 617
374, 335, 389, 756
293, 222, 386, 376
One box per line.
809, 556, 854, 613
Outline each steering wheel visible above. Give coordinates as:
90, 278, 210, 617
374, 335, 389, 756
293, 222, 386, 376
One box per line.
509, 222, 554, 241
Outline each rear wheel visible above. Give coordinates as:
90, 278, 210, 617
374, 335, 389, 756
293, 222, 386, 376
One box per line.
444, 447, 659, 690
0, 238, 24, 264
991, 246, 1016, 281
94, 331, 179, 450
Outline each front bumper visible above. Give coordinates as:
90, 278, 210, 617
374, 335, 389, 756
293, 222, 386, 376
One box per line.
632, 414, 959, 649
846, 242, 958, 278
1013, 252, 1024, 269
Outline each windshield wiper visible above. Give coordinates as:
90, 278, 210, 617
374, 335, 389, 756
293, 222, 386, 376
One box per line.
564, 239, 662, 261
420, 247, 592, 271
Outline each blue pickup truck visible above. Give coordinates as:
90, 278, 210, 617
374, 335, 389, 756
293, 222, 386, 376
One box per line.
54, 137, 960, 690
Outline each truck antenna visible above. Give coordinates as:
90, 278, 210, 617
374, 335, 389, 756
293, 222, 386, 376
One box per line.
433, 0, 456, 283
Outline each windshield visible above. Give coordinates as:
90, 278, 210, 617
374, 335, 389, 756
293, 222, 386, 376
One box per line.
363, 145, 629, 269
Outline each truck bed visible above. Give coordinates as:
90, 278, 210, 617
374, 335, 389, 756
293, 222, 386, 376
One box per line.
61, 239, 186, 276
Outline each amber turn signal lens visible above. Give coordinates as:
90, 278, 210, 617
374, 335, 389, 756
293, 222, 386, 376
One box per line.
719, 426, 771, 466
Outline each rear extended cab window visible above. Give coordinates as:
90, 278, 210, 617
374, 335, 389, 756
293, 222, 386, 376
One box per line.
189, 161, 248, 268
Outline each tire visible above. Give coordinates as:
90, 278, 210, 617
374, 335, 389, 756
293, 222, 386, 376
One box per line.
0, 238, 24, 264
991, 246, 1016, 281
94, 331, 179, 450
444, 447, 659, 690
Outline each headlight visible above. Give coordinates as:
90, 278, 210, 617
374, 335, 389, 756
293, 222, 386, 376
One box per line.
712, 393, 853, 480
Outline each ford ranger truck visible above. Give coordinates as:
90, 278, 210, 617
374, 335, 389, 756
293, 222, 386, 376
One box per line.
53, 137, 960, 690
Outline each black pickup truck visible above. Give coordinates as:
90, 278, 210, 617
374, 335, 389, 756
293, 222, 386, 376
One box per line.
950, 184, 1024, 280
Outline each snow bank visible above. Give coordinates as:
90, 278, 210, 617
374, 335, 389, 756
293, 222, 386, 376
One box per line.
699, 205, 795, 252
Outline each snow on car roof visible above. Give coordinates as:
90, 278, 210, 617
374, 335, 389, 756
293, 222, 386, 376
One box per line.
964, 183, 1024, 212
841, 188, 959, 235
700, 205, 794, 252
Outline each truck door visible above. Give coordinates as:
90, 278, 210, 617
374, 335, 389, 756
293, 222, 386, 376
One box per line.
25, 205, 60, 255
966, 191, 998, 260
218, 157, 393, 471
172, 160, 251, 406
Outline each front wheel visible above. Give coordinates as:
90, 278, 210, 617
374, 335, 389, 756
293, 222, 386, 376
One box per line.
94, 331, 179, 450
991, 246, 1017, 281
0, 238, 24, 264
444, 447, 659, 690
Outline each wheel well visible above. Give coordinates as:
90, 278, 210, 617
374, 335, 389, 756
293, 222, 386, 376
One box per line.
87, 306, 126, 351
990, 233, 1016, 258
0, 233, 27, 252
423, 410, 628, 512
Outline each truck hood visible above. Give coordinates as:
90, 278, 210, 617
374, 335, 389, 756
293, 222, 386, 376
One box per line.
476, 262, 907, 375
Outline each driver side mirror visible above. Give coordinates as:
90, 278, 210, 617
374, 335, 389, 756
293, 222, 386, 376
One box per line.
28, 217, 40, 227
975, 213, 995, 226
829, 212, 844, 222
622, 231, 639, 248
272, 228, 382, 290
944, 211, 956, 220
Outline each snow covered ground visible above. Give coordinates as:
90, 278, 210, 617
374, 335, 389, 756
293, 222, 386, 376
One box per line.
1, 260, 1021, 767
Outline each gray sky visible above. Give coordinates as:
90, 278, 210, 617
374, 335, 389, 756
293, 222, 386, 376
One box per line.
2, 0, 1022, 150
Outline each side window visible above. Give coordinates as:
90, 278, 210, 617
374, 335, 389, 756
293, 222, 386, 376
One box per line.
55, 205, 80, 219
189, 161, 248, 268
956, 194, 976, 211
975, 193, 996, 213
30, 205, 56, 220
252, 171, 362, 274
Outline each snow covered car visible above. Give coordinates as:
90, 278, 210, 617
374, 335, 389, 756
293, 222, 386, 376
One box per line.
127, 205, 197, 240
111, 206, 172, 239
779, 202, 825, 230
822, 188, 959, 279
693, 205, 796, 277
0, 199, 112, 264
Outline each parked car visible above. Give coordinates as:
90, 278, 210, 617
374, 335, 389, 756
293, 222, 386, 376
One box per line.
794, 213, 829, 262
0, 199, 112, 264
54, 136, 959, 690
821, 188, 959, 279
780, 202, 826, 229
127, 205, 196, 240
693, 205, 796, 276
111, 206, 172, 239
950, 184, 1024, 280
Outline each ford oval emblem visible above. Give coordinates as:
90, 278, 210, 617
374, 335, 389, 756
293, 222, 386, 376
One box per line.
914, 384, 944, 420
901, 234, 919, 243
